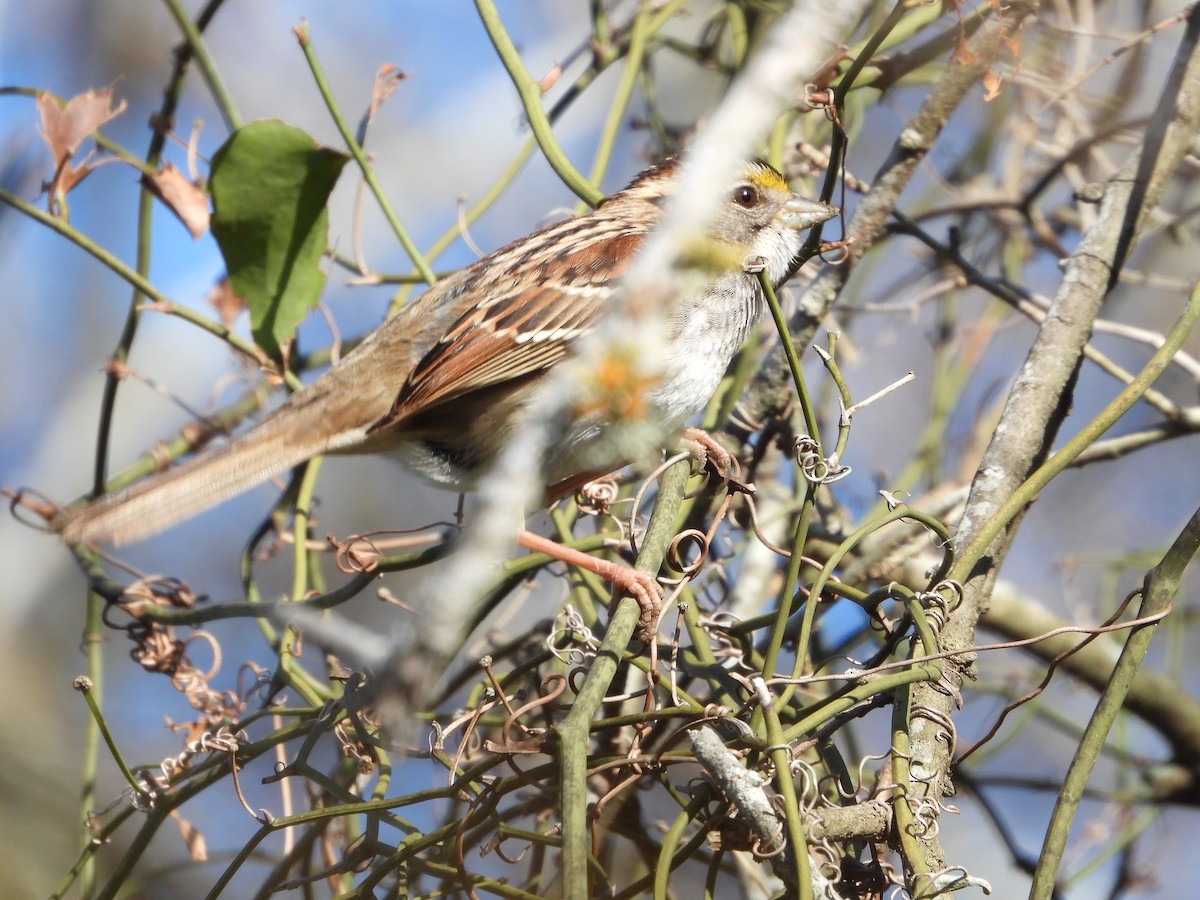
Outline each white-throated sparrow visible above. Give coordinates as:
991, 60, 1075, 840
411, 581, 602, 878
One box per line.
60, 157, 836, 547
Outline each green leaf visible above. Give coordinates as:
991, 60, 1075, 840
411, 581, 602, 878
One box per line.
209, 120, 349, 360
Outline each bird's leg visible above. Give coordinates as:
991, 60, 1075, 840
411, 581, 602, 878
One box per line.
515, 529, 663, 639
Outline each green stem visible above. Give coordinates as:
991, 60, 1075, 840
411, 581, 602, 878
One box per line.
780, 504, 951, 707
580, 5, 651, 212
783, 664, 939, 743
294, 22, 437, 287
0, 186, 289, 382
241, 503, 330, 707
755, 266, 826, 702
78, 594, 103, 896
271, 459, 325, 704
815, 332, 853, 462
555, 457, 690, 897
761, 482, 817, 683
890, 678, 932, 890
60, 6, 234, 893
653, 807, 692, 900
763, 689, 813, 898
160, 0, 242, 130
91, 0, 234, 495
759, 270, 822, 446
474, 0, 602, 206
820, 0, 909, 203
75, 678, 153, 802
290, 459, 321, 603
1030, 504, 1200, 898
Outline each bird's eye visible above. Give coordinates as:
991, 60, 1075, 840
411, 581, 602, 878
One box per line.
733, 185, 759, 208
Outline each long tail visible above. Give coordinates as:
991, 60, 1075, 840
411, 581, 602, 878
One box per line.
58, 412, 335, 547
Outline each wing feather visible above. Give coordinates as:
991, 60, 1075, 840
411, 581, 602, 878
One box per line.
373, 230, 645, 431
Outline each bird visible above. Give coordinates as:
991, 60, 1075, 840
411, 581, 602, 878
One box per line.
58, 157, 837, 549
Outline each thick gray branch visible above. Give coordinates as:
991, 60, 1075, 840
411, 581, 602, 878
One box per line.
909, 3, 1200, 886
689, 725, 851, 899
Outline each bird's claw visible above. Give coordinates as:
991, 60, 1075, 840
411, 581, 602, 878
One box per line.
616, 568, 665, 641
682, 427, 755, 495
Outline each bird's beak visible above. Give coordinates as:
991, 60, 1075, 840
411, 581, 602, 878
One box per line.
780, 196, 839, 230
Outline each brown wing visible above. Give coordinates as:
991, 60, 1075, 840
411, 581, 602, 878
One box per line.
371, 228, 645, 433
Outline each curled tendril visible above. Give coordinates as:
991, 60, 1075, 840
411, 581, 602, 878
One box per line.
667, 528, 709, 577
750, 823, 788, 859
803, 82, 835, 112
130, 783, 158, 812
697, 612, 755, 670
489, 831, 534, 865
817, 239, 852, 266
790, 755, 821, 810
794, 435, 852, 484
933, 671, 965, 710
740, 491, 794, 558
910, 704, 957, 758
546, 604, 598, 665
628, 450, 692, 557
810, 840, 843, 879
496, 675, 566, 748
742, 253, 767, 274
931, 579, 964, 612
123, 575, 201, 612
855, 751, 895, 800
158, 724, 244, 783
906, 796, 942, 840
131, 626, 187, 675
235, 662, 272, 705
334, 722, 377, 775
914, 591, 950, 634
912, 579, 964, 636
575, 474, 621, 516
331, 532, 383, 573
5, 486, 58, 532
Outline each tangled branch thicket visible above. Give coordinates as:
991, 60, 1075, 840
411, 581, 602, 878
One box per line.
5, 1, 1200, 898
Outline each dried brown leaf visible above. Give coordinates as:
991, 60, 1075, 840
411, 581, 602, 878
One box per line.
981, 70, 1002, 102
952, 28, 981, 66
37, 86, 127, 166
206, 276, 245, 330
946, 0, 980, 67
38, 86, 127, 211
369, 64, 407, 119
142, 163, 211, 239
170, 809, 208, 862
56, 158, 96, 195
